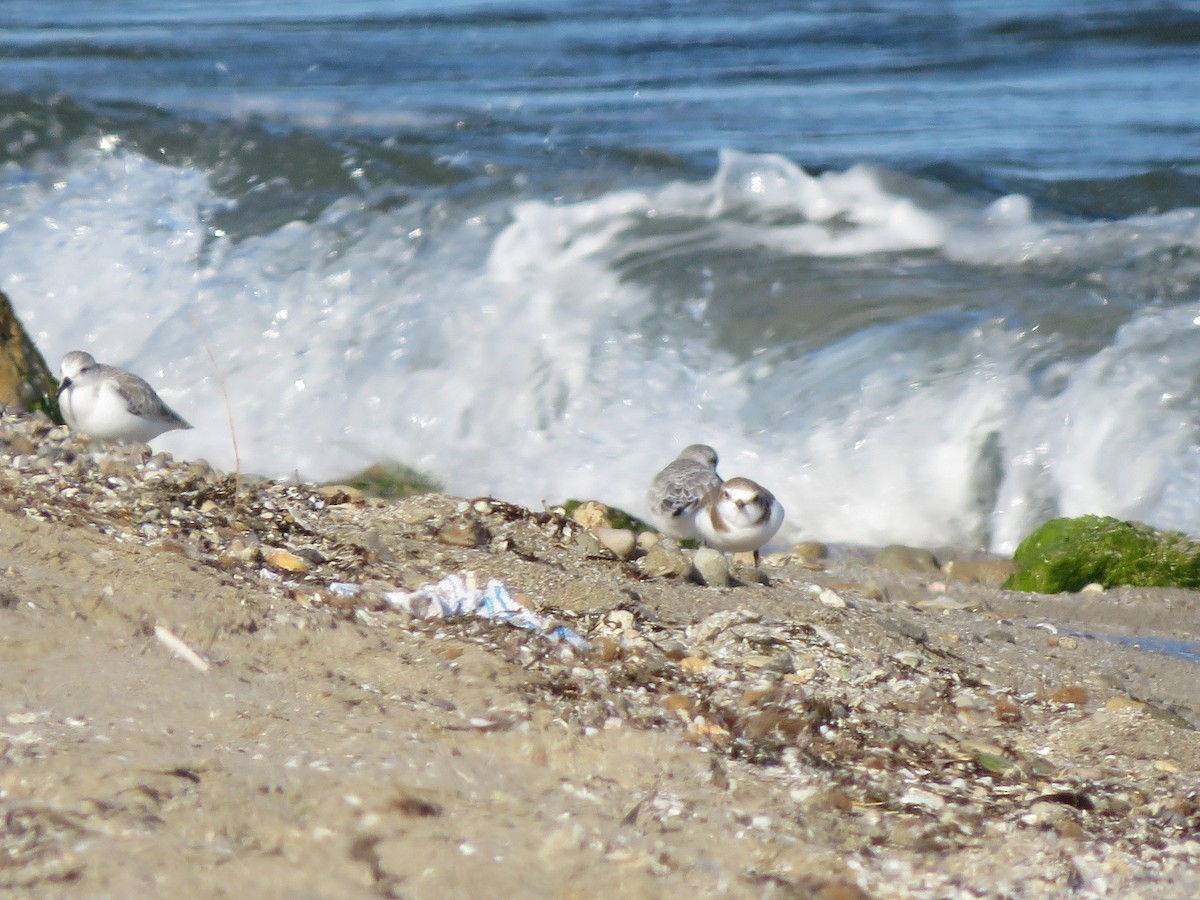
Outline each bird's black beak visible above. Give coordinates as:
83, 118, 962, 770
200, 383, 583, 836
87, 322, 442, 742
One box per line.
57, 378, 71, 397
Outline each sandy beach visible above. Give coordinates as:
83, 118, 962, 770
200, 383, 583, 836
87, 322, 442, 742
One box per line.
2, 412, 1199, 898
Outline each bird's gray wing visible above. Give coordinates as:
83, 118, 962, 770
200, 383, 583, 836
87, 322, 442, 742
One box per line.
107, 367, 193, 429
652, 463, 722, 518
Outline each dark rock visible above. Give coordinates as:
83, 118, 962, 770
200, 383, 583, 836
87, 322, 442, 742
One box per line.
0, 289, 58, 419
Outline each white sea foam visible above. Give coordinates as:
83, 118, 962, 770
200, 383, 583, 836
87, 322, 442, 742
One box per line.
5, 140, 1200, 553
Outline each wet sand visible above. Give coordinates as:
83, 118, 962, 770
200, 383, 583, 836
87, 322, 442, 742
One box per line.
2, 414, 1200, 897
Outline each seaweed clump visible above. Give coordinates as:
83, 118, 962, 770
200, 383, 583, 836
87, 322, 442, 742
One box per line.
1006, 515, 1200, 593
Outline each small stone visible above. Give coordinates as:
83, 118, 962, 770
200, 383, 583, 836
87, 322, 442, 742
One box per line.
678, 656, 711, 674
953, 690, 991, 711
570, 501, 611, 530
199, 499, 219, 514
574, 531, 605, 557
294, 547, 326, 566
858, 577, 887, 600
1027, 801, 1071, 827
1153, 759, 1180, 774
1105, 696, 1145, 713
692, 547, 731, 587
899, 786, 945, 812
636, 531, 660, 551
881, 616, 928, 643
318, 484, 365, 504
818, 588, 846, 608
604, 610, 636, 633
230, 539, 262, 564
994, 695, 1022, 722
437, 520, 489, 548
1049, 685, 1090, 706
874, 545, 940, 575
686, 720, 730, 743
790, 540, 828, 562
265, 549, 309, 573
659, 641, 688, 661
1080, 582, 1105, 593
1055, 820, 1084, 839
762, 653, 796, 675
662, 696, 700, 715
941, 558, 1019, 585
7, 435, 35, 455
593, 527, 636, 560
1058, 636, 1079, 650
640, 543, 691, 579
741, 685, 780, 711
593, 636, 621, 662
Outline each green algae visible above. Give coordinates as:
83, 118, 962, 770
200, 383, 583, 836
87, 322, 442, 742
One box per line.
332, 462, 440, 499
1005, 515, 1200, 593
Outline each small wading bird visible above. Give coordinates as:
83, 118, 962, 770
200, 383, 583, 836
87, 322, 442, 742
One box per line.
645, 443, 723, 541
696, 476, 785, 562
58, 350, 192, 443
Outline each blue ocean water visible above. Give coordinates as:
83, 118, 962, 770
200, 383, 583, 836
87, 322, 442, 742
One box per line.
2, 1, 1200, 552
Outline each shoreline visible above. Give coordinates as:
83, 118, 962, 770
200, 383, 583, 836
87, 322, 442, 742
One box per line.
2, 411, 1200, 897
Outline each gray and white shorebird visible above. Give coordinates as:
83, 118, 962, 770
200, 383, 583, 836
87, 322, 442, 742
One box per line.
57, 350, 192, 443
695, 476, 785, 557
646, 443, 723, 541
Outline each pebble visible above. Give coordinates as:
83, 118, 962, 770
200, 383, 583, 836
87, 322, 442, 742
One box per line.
639, 543, 691, 579
317, 484, 365, 504
265, 548, 309, 573
1105, 696, 1145, 713
437, 519, 489, 548
818, 588, 847, 609
790, 540, 828, 561
874, 544, 940, 575
941, 558, 1019, 585
636, 530, 660, 551
1049, 685, 1090, 706
570, 500, 611, 530
573, 531, 605, 557
692, 547, 731, 587
881, 616, 928, 643
994, 694, 1023, 722
593, 527, 636, 560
